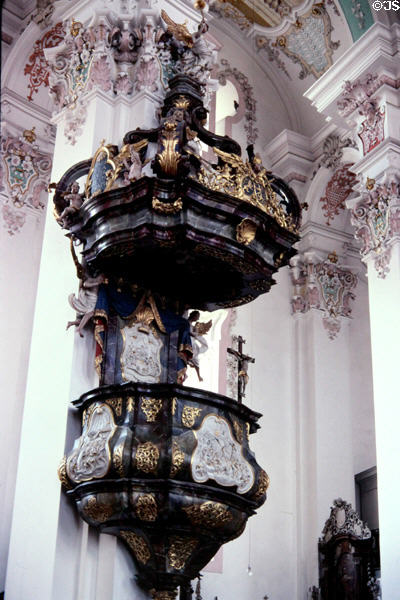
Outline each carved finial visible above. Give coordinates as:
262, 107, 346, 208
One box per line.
23, 126, 36, 143
327, 251, 338, 264
366, 177, 375, 190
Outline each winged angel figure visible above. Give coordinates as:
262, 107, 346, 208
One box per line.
160, 10, 214, 85
187, 311, 212, 381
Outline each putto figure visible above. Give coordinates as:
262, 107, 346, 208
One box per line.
188, 310, 212, 381
57, 182, 83, 227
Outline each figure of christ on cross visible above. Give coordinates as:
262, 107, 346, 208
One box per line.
227, 335, 255, 404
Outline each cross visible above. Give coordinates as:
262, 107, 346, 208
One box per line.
227, 335, 255, 404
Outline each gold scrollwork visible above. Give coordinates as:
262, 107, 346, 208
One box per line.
170, 440, 185, 477
120, 530, 151, 564
113, 444, 124, 477
105, 398, 123, 417
195, 147, 297, 233
233, 420, 243, 444
126, 397, 135, 413
57, 456, 72, 489
171, 397, 177, 415
194, 244, 259, 275
156, 121, 181, 176
152, 196, 183, 214
221, 295, 255, 308
245, 422, 250, 441
253, 469, 270, 500
182, 406, 202, 428
136, 494, 158, 521
236, 219, 257, 245
141, 397, 163, 422
167, 536, 198, 570
135, 441, 160, 473
249, 279, 271, 293
83, 496, 114, 523
183, 501, 232, 528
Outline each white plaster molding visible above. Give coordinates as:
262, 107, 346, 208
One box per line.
305, 23, 399, 117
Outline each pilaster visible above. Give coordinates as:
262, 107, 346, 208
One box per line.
305, 20, 400, 597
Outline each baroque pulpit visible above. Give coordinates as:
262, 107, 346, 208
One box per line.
52, 5, 301, 598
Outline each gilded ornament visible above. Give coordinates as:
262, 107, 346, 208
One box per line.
222, 295, 254, 308
156, 122, 181, 176
141, 397, 163, 422
23, 127, 36, 143
136, 494, 158, 521
70, 18, 83, 37
366, 177, 375, 190
168, 536, 198, 570
236, 219, 257, 245
195, 145, 297, 233
249, 279, 271, 293
183, 501, 232, 528
105, 398, 123, 417
152, 197, 183, 214
181, 406, 202, 428
126, 397, 135, 412
113, 443, 124, 477
245, 422, 250, 441
171, 397, 177, 415
170, 440, 185, 477
57, 456, 72, 490
135, 441, 160, 473
233, 420, 243, 444
253, 469, 270, 500
194, 244, 259, 275
120, 530, 151, 564
175, 95, 190, 110
83, 496, 114, 523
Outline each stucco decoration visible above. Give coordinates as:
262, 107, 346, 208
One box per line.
274, 5, 339, 80
350, 180, 400, 278
320, 498, 371, 544
44, 14, 217, 143
312, 133, 358, 177
358, 104, 385, 155
24, 21, 65, 101
191, 414, 254, 494
290, 252, 357, 340
217, 59, 258, 145
1, 127, 52, 235
212, 0, 307, 28
320, 164, 357, 226
335, 74, 400, 119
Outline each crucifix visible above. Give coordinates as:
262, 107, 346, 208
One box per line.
227, 335, 255, 404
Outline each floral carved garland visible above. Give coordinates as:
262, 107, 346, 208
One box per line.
24, 22, 65, 101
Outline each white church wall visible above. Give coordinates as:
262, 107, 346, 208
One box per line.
348, 275, 376, 475
201, 268, 298, 600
